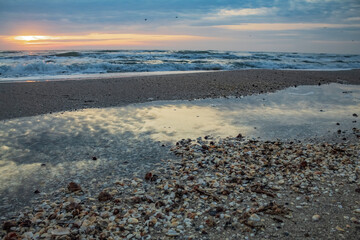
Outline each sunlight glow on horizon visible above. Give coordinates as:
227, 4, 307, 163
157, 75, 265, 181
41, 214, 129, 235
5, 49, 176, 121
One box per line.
14, 36, 59, 41
8, 33, 210, 49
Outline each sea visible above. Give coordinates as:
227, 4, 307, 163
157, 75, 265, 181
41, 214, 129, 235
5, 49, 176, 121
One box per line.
0, 50, 359, 82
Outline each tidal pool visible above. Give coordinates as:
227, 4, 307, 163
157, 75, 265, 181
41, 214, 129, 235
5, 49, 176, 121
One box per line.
0, 83, 359, 217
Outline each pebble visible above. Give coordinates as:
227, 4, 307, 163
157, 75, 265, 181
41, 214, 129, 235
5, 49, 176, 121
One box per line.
1, 137, 359, 239
67, 182, 82, 192
98, 191, 113, 201
312, 214, 321, 222
166, 229, 179, 236
128, 218, 139, 224
249, 214, 261, 222
336, 226, 345, 232
51, 227, 70, 236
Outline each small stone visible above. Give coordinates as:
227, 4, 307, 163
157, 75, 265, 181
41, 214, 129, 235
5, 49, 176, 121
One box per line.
128, 218, 139, 224
98, 191, 113, 201
236, 133, 243, 139
67, 182, 81, 192
336, 226, 345, 232
209, 210, 217, 216
277, 180, 285, 185
19, 219, 32, 227
145, 172, 152, 181
249, 214, 261, 222
51, 227, 70, 236
312, 214, 321, 222
201, 144, 208, 150
354, 209, 360, 214
205, 218, 216, 227
48, 213, 57, 220
3, 232, 18, 240
23, 232, 33, 238
166, 229, 179, 236
350, 217, 359, 223
299, 161, 308, 169
2, 221, 16, 231
177, 225, 184, 230
149, 174, 159, 182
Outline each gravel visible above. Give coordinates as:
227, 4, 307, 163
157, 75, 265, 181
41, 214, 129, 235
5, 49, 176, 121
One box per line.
1, 136, 359, 239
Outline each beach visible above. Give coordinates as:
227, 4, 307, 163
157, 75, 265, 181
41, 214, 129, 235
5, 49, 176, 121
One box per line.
1, 69, 360, 239
2, 0, 360, 237
1, 69, 360, 120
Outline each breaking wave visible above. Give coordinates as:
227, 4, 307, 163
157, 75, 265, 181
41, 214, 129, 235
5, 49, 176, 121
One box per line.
0, 50, 359, 80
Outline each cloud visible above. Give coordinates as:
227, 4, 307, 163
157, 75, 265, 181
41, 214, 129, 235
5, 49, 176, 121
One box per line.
217, 7, 275, 17
203, 7, 276, 20
304, 0, 339, 3
0, 0, 359, 53
346, 17, 360, 22
214, 23, 360, 31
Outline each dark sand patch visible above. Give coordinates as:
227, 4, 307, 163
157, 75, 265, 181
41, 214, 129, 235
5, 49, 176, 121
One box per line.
1, 69, 360, 120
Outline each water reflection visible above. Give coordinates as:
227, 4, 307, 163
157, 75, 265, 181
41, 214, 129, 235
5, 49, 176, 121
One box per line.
127, 83, 359, 141
0, 83, 359, 216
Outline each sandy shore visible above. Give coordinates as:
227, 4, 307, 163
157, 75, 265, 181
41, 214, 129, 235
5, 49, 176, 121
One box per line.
1, 69, 360, 120
1, 70, 360, 239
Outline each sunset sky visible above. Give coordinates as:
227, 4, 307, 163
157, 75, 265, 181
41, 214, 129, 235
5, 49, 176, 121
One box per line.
0, 0, 359, 53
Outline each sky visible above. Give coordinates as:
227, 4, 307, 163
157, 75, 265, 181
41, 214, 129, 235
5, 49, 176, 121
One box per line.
0, 0, 359, 53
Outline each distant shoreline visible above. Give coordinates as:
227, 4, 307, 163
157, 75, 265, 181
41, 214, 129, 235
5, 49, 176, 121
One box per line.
1, 69, 360, 120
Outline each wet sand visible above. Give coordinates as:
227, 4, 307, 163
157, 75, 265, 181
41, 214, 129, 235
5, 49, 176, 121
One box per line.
1, 69, 360, 120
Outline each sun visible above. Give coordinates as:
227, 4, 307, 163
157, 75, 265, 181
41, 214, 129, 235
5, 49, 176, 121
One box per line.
14, 36, 53, 41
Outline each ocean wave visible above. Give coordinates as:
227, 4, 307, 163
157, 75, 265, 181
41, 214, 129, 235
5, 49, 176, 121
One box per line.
0, 50, 359, 79
0, 60, 229, 78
